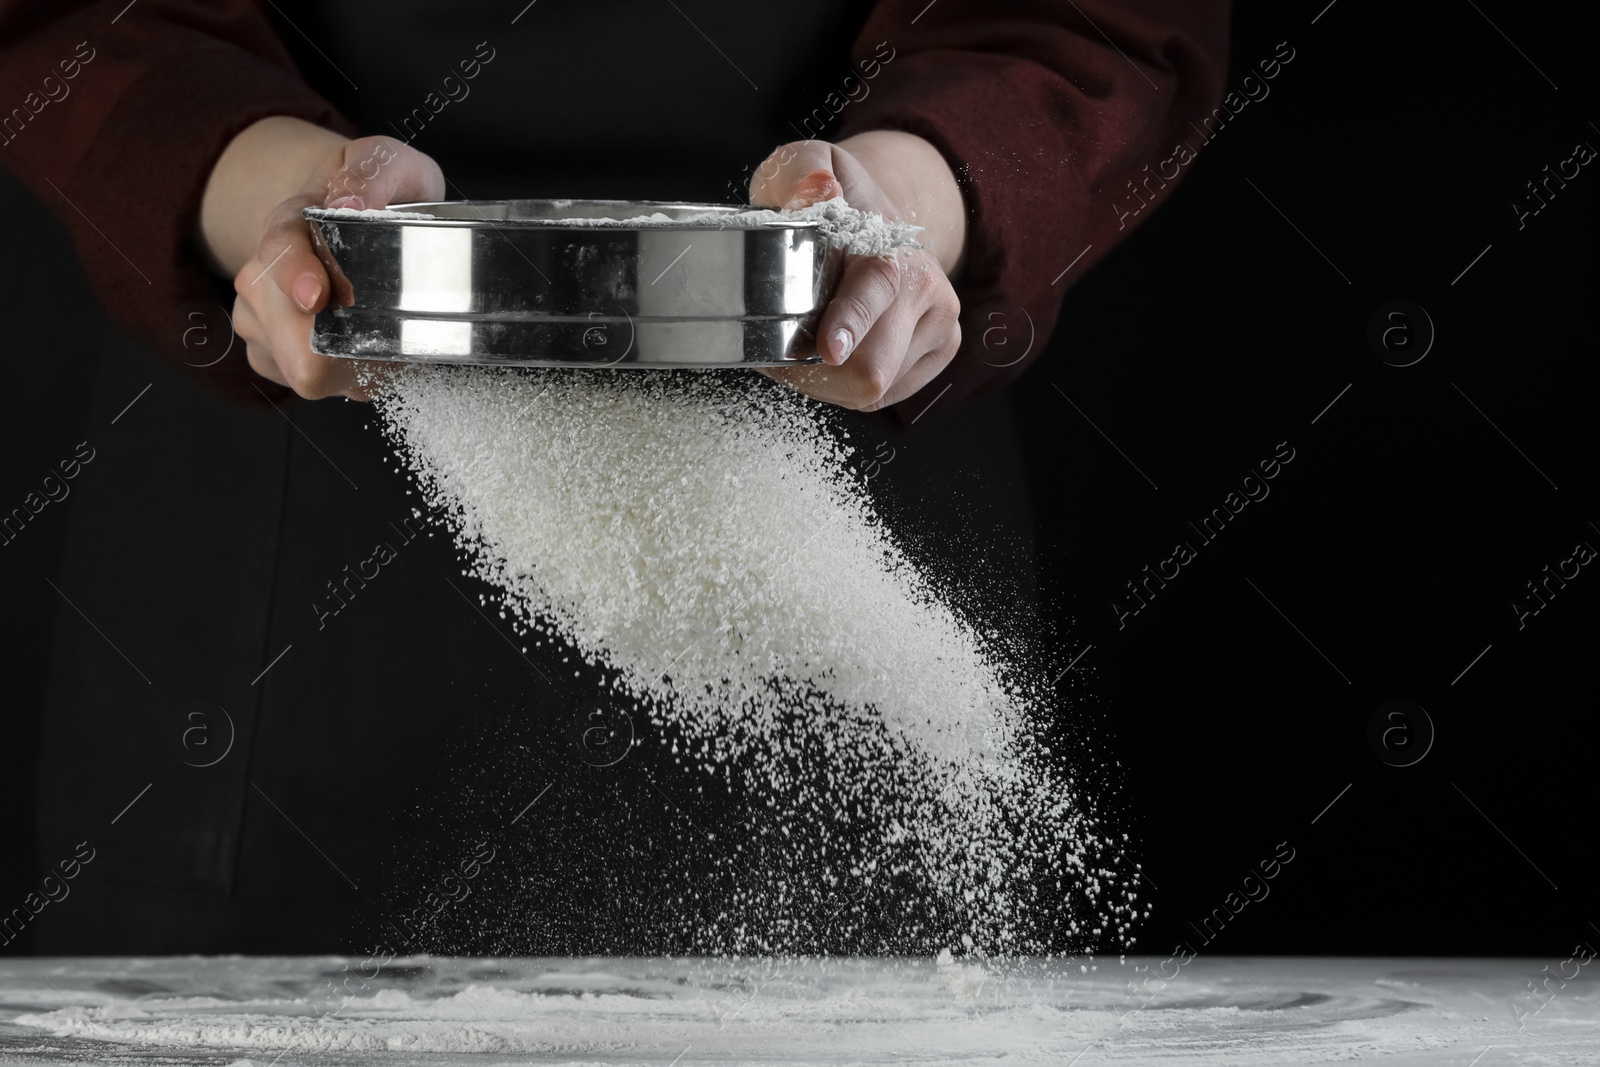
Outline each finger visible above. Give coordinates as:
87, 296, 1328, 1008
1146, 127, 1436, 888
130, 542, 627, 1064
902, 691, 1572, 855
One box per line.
246, 343, 289, 390
272, 345, 363, 401
255, 138, 449, 317
237, 299, 290, 390
870, 309, 962, 411
768, 271, 959, 411
321, 136, 447, 212
253, 192, 331, 314
764, 324, 949, 414
279, 305, 389, 403
234, 237, 321, 396
749, 140, 844, 209
767, 257, 918, 408
764, 316, 913, 411
249, 272, 361, 401
837, 285, 920, 409
816, 252, 903, 365
272, 335, 362, 401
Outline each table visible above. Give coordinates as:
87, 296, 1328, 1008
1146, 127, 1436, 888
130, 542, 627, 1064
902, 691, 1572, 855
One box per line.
1, 956, 1594, 1064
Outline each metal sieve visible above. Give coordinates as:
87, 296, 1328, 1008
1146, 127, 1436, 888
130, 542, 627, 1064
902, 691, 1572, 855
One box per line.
304, 199, 844, 368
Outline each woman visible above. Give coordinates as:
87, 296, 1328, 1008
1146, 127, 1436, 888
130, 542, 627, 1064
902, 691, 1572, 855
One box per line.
0, 0, 1226, 954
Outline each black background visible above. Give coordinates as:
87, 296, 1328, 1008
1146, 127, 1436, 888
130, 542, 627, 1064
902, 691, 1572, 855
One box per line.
1016, 0, 1599, 956
2, 0, 1596, 957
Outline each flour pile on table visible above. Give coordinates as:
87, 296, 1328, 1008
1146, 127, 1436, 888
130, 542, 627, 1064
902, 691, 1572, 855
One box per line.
374, 367, 1135, 956
19, 956, 1540, 1065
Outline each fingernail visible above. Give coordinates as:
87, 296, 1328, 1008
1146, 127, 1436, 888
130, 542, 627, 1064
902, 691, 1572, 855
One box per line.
787, 172, 845, 210
831, 327, 854, 363
327, 195, 365, 211
294, 276, 323, 312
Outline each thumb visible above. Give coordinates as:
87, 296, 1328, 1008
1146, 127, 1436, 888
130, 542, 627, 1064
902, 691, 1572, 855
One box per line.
252, 191, 336, 313
321, 136, 447, 212
749, 140, 846, 210
257, 137, 447, 312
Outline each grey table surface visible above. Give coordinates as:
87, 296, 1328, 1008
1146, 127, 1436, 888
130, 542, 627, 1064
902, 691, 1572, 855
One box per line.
0, 956, 1594, 1065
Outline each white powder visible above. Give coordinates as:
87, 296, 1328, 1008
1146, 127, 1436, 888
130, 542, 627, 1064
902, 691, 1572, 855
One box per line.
304, 206, 439, 220
719, 196, 925, 257
12, 956, 1567, 1064
936, 946, 990, 1002
307, 198, 921, 258
370, 368, 1135, 956
546, 197, 924, 257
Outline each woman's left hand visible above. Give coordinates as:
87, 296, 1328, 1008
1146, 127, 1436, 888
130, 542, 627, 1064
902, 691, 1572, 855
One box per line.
749, 133, 967, 412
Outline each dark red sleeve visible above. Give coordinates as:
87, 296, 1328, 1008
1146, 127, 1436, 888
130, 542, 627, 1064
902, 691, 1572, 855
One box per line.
836, 0, 1231, 426
0, 0, 357, 402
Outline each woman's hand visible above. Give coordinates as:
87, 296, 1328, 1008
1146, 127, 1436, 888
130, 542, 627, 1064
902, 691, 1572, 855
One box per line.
198, 118, 446, 400
749, 132, 967, 412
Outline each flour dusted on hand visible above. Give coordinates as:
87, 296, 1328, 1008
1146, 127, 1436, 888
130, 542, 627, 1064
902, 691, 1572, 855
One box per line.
719, 196, 925, 256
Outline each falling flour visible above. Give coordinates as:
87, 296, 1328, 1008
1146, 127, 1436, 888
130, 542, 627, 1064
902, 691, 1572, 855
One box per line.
350, 198, 1129, 956
370, 363, 1137, 958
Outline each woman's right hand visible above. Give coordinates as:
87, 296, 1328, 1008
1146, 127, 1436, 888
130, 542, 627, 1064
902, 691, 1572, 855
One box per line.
199, 119, 446, 400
